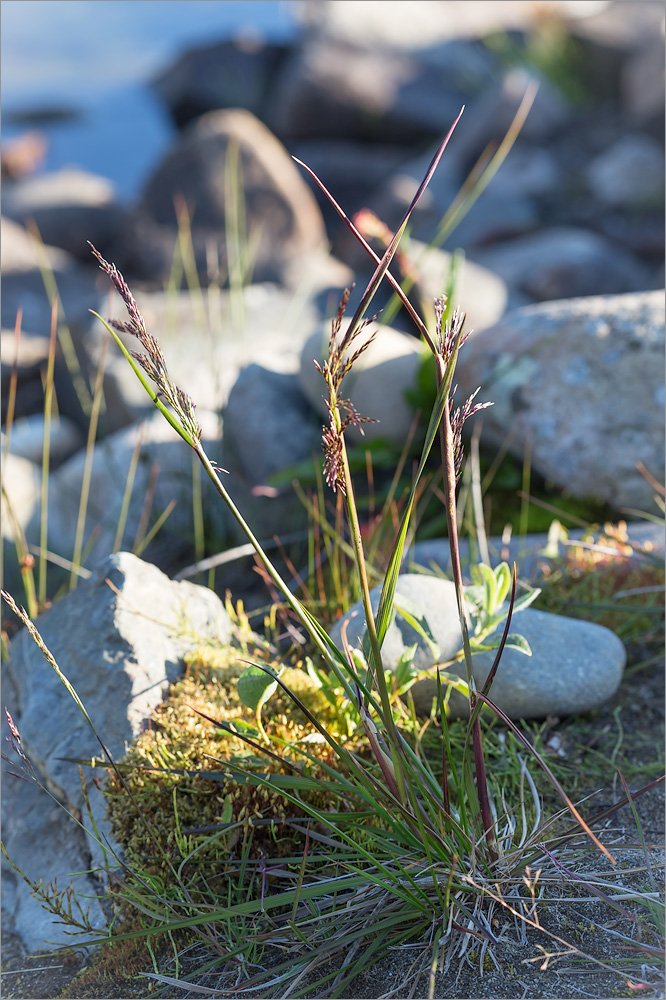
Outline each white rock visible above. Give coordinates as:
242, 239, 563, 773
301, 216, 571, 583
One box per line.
1, 452, 41, 540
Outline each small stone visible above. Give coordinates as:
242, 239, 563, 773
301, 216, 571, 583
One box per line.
6, 413, 83, 467
586, 135, 665, 209
1, 168, 125, 262
0, 452, 41, 540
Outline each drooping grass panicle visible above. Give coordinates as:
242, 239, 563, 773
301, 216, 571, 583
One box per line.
89, 243, 202, 445
316, 289, 378, 494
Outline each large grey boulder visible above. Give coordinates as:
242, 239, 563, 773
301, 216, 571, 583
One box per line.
454, 290, 665, 511
331, 573, 626, 719
2, 552, 232, 951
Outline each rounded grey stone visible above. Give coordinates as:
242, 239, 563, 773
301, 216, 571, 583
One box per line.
330, 573, 626, 720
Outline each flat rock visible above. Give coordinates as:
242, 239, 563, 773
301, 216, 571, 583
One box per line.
454, 290, 665, 511
2, 168, 126, 261
2, 551, 232, 950
330, 573, 626, 719
299, 320, 426, 446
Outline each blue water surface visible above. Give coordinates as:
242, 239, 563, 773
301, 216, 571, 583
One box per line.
1, 0, 300, 199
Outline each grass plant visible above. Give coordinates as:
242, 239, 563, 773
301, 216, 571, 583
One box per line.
1, 105, 664, 1000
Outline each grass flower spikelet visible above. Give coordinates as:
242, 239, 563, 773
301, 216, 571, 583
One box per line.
89, 243, 202, 444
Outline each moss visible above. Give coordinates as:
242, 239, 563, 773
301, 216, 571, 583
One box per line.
103, 641, 367, 879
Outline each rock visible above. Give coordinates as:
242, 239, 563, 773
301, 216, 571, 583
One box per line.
438, 190, 538, 253
1, 326, 51, 423
622, 26, 665, 127
5, 413, 83, 467
363, 137, 539, 253
485, 145, 563, 201
294, 0, 607, 48
90, 278, 336, 424
450, 68, 570, 167
1, 452, 41, 540
330, 572, 626, 719
25, 409, 225, 580
569, 0, 665, 105
224, 365, 320, 484
151, 36, 291, 129
2, 551, 232, 950
267, 37, 490, 145
299, 320, 426, 446
291, 139, 412, 233
1, 168, 126, 262
358, 142, 462, 246
222, 365, 321, 540
0, 218, 107, 433
337, 230, 511, 334
129, 109, 327, 287
586, 135, 665, 210
454, 290, 665, 511
1, 215, 71, 275
461, 607, 626, 720
407, 241, 511, 332
474, 227, 652, 301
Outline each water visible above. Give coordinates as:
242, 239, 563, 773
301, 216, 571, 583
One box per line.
1, 0, 300, 199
